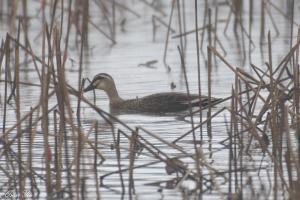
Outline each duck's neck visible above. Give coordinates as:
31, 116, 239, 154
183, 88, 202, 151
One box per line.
105, 84, 123, 103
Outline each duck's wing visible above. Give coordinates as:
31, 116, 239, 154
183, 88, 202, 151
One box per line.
143, 92, 222, 108
138, 92, 213, 112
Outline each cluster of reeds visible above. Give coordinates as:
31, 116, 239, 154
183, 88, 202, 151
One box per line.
0, 0, 300, 199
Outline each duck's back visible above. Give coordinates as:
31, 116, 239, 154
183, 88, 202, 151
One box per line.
112, 92, 217, 113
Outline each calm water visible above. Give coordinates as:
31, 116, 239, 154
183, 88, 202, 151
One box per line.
0, 0, 299, 199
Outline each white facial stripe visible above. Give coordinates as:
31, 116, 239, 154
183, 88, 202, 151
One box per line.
95, 73, 113, 81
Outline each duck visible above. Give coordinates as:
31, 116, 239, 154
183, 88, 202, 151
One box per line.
84, 73, 221, 113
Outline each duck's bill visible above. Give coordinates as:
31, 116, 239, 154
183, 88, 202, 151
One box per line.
83, 84, 95, 92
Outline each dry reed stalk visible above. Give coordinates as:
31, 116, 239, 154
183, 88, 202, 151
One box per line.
239, 7, 246, 66
172, 24, 210, 39
208, 8, 212, 49
213, 6, 218, 51
289, 0, 294, 51
63, 0, 73, 55
112, 0, 116, 42
248, 0, 253, 62
15, 22, 25, 199
41, 24, 52, 194
49, 0, 58, 36
207, 46, 212, 139
265, 30, 294, 197
75, 100, 83, 199
115, 129, 125, 195
233, 78, 241, 195
268, 31, 272, 79
284, 105, 295, 198
83, 0, 89, 47
237, 80, 244, 199
27, 107, 40, 200
75, 1, 89, 195
177, 45, 202, 188
2, 35, 10, 161
0, 41, 4, 73
228, 88, 234, 198
54, 110, 62, 195
295, 29, 300, 172
260, 0, 265, 43
163, 0, 175, 72
266, 36, 276, 197
181, 0, 187, 52
128, 129, 138, 196
200, 0, 208, 52
49, 27, 73, 197
93, 122, 99, 169
93, 123, 101, 200
176, 0, 185, 61
194, 0, 204, 152
9, 0, 16, 34
21, 0, 29, 69
58, 0, 64, 42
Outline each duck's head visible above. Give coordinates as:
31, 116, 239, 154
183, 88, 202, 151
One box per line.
84, 73, 115, 92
